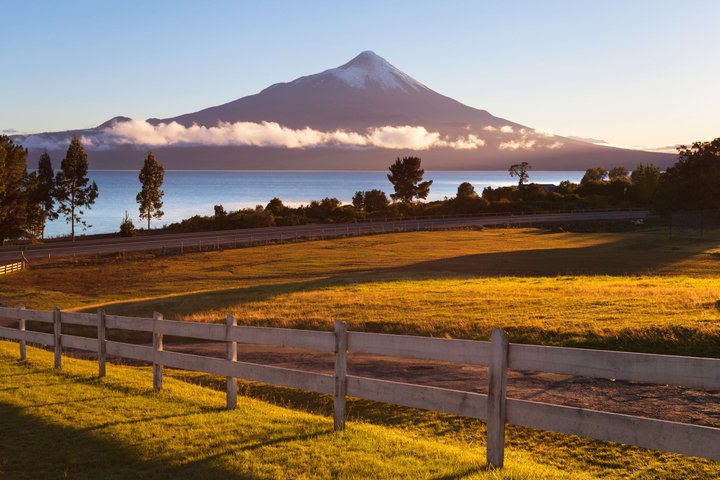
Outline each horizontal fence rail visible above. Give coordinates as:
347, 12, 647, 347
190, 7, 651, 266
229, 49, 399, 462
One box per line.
0, 261, 24, 275
0, 305, 718, 467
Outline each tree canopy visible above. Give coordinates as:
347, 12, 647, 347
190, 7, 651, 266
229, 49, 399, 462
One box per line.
655, 138, 720, 211
0, 135, 29, 241
581, 167, 608, 184
34, 151, 57, 239
608, 166, 629, 181
137, 151, 165, 229
55, 135, 99, 241
631, 164, 661, 204
508, 162, 531, 186
387, 156, 432, 203
353, 189, 390, 213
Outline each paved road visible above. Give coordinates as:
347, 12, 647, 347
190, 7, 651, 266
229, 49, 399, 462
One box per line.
0, 210, 650, 263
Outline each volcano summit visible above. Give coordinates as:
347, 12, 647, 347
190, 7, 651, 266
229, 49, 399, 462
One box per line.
16, 51, 672, 170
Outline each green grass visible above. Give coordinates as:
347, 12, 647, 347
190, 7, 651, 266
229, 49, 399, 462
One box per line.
0, 341, 586, 479
1, 342, 718, 480
2, 229, 720, 478
3, 228, 719, 356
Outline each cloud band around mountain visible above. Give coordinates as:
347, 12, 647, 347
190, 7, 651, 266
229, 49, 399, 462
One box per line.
19, 120, 569, 152
37, 120, 487, 151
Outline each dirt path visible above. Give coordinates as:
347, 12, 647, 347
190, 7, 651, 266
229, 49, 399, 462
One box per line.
3, 323, 716, 428
163, 342, 720, 428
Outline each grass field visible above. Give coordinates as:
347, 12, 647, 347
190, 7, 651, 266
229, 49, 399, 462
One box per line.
2, 227, 719, 478
1, 342, 718, 480
2, 228, 719, 356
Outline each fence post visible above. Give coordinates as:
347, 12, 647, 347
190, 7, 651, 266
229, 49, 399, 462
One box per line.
226, 314, 238, 409
53, 307, 62, 368
97, 309, 107, 378
334, 320, 348, 431
18, 303, 26, 360
486, 328, 509, 468
153, 312, 164, 391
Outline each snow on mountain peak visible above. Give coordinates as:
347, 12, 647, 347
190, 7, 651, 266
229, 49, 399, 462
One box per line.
325, 51, 427, 92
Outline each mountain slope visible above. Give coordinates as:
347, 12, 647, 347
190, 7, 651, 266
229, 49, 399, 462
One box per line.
160, 51, 514, 132
14, 51, 674, 170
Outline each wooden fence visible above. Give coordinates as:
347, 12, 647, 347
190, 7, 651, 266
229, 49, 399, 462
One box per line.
0, 306, 718, 467
0, 261, 24, 275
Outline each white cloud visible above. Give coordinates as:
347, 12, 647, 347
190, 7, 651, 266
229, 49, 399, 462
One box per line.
482, 125, 498, 132
498, 127, 563, 151
443, 134, 486, 149
108, 120, 489, 150
365, 125, 442, 149
500, 125, 514, 134
499, 139, 536, 151
21, 120, 488, 151
532, 128, 554, 137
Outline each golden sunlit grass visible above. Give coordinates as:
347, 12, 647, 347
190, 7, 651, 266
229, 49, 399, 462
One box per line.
2, 342, 718, 480
3, 227, 718, 355
2, 228, 720, 478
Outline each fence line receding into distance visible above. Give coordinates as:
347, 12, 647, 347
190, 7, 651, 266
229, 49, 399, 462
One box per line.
0, 305, 717, 468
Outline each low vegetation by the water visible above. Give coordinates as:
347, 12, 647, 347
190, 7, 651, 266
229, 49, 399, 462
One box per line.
3, 228, 719, 356
2, 342, 718, 479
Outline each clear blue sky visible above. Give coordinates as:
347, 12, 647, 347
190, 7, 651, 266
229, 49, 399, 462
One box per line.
2, 0, 718, 147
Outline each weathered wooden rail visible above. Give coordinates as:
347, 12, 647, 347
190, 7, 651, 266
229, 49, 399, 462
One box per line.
0, 261, 24, 275
0, 305, 718, 467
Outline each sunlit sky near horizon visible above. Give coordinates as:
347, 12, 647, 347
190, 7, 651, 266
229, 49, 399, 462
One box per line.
2, 0, 718, 148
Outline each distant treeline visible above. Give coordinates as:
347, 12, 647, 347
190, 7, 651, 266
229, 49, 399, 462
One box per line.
164, 139, 720, 233
0, 134, 164, 242
163, 164, 657, 233
2, 136, 719, 241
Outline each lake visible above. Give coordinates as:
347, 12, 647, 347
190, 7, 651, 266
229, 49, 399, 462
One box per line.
44, 170, 584, 237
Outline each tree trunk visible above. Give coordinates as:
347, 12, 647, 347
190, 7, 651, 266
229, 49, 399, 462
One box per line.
71, 191, 76, 242
148, 215, 151, 230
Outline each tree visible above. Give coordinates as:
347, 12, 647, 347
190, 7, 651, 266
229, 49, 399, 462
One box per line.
265, 197, 286, 216
214, 204, 227, 217
608, 166, 629, 181
137, 151, 165, 229
352, 191, 365, 210
0, 135, 30, 241
655, 139, 720, 211
307, 197, 342, 220
453, 182, 484, 214
54, 134, 99, 241
456, 182, 478, 200
354, 189, 390, 213
387, 156, 433, 202
630, 164, 661, 204
119, 211, 137, 237
24, 172, 45, 239
364, 189, 390, 213
581, 167, 608, 184
508, 162, 531, 187
34, 151, 57, 239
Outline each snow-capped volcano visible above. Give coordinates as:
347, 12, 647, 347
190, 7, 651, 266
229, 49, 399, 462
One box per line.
15, 51, 673, 170
158, 50, 505, 132
323, 50, 428, 92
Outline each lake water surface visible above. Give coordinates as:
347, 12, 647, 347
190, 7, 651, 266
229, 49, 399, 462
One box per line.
44, 170, 583, 237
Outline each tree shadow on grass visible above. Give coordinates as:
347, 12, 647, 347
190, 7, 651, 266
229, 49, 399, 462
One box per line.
80, 233, 718, 323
